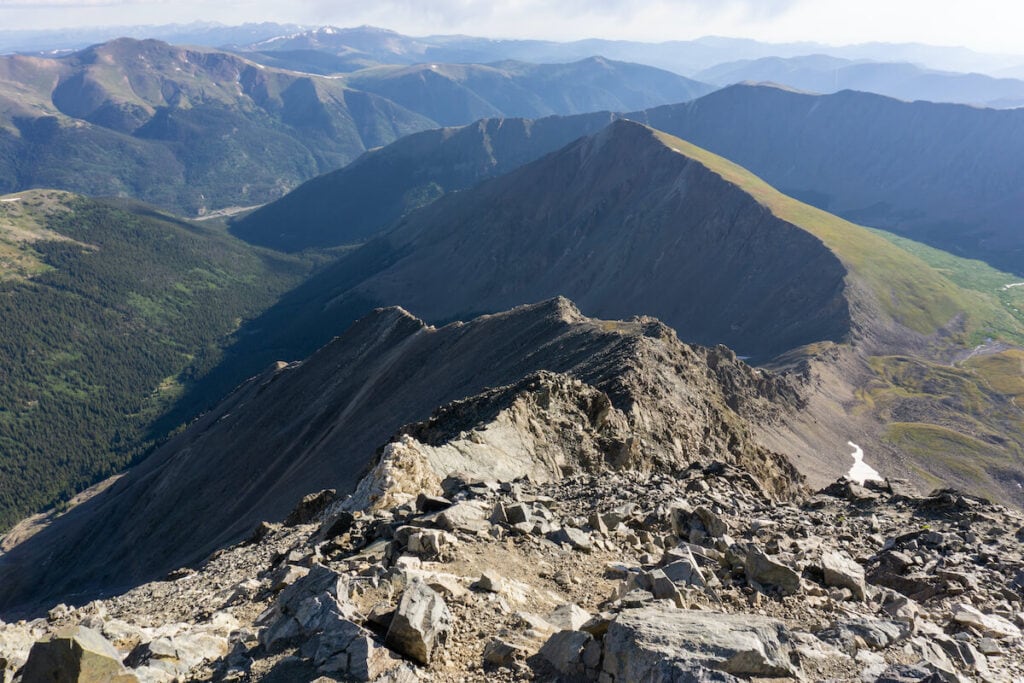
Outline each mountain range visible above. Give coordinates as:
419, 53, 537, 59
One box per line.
6, 119, 1024, 618
244, 25, 1024, 77
697, 55, 1024, 108
236, 82, 1024, 276
0, 37, 711, 216
194, 121, 1024, 510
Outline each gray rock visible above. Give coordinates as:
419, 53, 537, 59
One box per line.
505, 503, 532, 525
314, 619, 398, 681
482, 637, 532, 668
603, 607, 798, 679
821, 550, 866, 600
385, 578, 452, 665
546, 604, 591, 632
435, 501, 490, 534
475, 571, 505, 594
127, 632, 228, 679
539, 630, 592, 677
260, 565, 356, 651
662, 549, 706, 587
21, 626, 139, 683
693, 506, 729, 538
951, 603, 1022, 638
744, 547, 801, 596
817, 617, 911, 655
547, 526, 593, 552
647, 569, 684, 607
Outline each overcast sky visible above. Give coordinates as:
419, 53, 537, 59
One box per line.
1, 0, 1022, 55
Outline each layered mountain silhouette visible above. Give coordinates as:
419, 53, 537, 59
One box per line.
6, 118, 1024, 616
0, 38, 708, 216
246, 25, 1021, 78
242, 83, 1024, 274
231, 113, 617, 250
697, 55, 1024, 108
331, 58, 712, 126
0, 38, 432, 215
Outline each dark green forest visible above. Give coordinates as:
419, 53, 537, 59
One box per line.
0, 196, 311, 530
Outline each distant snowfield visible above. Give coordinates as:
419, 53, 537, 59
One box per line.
847, 441, 883, 485
0, 197, 21, 203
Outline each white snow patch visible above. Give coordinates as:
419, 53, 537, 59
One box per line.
1002, 282, 1024, 290
0, 197, 22, 203
847, 441, 883, 485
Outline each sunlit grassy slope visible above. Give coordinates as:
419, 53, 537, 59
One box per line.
650, 125, 1024, 502
651, 128, 1024, 345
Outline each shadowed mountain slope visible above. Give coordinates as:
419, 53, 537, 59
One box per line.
0, 298, 802, 614
633, 84, 1024, 274
230, 113, 617, 251
236, 84, 1024, 275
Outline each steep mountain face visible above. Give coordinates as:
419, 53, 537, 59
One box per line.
0, 190, 311, 531
341, 58, 714, 127
212, 119, 1024, 512
230, 113, 617, 251
0, 39, 434, 215
697, 56, 1024, 108
238, 84, 1024, 275
343, 120, 851, 359
0, 298, 803, 614
633, 84, 1024, 274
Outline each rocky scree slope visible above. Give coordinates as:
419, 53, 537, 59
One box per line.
0, 297, 803, 616
1, 372, 1023, 681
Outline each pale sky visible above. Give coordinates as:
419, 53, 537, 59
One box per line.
1, 0, 1023, 55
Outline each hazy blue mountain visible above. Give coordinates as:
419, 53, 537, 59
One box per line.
0, 22, 306, 55
342, 58, 714, 126
247, 25, 1024, 77
698, 55, 1024, 107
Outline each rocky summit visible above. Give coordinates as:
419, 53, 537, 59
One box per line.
1, 301, 1023, 682
1, 372, 1023, 681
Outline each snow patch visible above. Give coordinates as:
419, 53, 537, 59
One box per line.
847, 441, 882, 485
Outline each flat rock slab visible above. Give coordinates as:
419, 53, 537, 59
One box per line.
21, 626, 139, 683
603, 606, 799, 681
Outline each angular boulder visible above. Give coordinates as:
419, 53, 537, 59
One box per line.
603, 606, 799, 680
21, 626, 139, 683
385, 578, 452, 665
744, 547, 801, 596
821, 550, 866, 600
